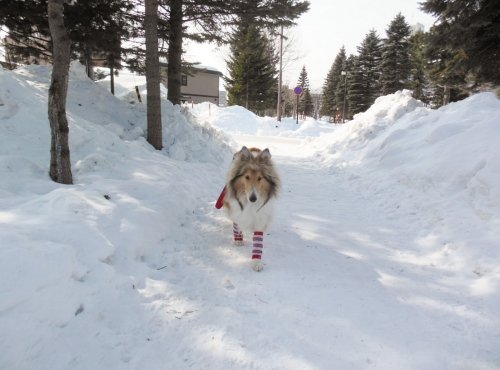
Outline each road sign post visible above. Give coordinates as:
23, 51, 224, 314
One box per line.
293, 85, 303, 125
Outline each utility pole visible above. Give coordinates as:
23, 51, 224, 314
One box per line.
277, 24, 283, 122
341, 71, 347, 123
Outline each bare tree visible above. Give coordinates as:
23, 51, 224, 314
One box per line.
144, 0, 163, 150
271, 28, 303, 119
47, 0, 72, 184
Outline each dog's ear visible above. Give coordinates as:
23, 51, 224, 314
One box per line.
259, 148, 271, 160
238, 146, 252, 160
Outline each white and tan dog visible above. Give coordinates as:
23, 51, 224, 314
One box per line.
216, 146, 280, 271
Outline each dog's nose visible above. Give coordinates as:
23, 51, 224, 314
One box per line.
249, 193, 257, 202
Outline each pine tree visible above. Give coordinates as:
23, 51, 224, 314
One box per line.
320, 66, 335, 118
421, 0, 500, 86
0, 0, 136, 73
409, 30, 433, 104
297, 66, 314, 116
424, 38, 469, 107
301, 89, 314, 117
320, 46, 346, 119
297, 65, 314, 117
65, 0, 136, 78
165, 0, 309, 105
348, 30, 382, 115
0, 0, 51, 62
335, 54, 355, 121
225, 20, 278, 115
379, 13, 411, 95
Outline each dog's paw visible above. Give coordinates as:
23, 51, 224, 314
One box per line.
233, 240, 244, 247
251, 259, 264, 272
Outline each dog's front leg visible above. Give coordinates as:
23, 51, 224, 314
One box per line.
251, 231, 264, 271
233, 223, 244, 246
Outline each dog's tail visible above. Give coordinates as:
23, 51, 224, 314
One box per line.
215, 186, 226, 209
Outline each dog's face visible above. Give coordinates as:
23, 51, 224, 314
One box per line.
227, 146, 279, 209
236, 165, 272, 204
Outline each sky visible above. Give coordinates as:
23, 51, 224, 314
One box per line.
184, 0, 437, 91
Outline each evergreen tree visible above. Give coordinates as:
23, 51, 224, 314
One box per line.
421, 0, 500, 87
320, 66, 335, 118
301, 90, 314, 117
424, 37, 469, 107
1, 0, 309, 105
0, 0, 50, 62
335, 54, 355, 121
0, 0, 136, 73
297, 65, 314, 117
348, 30, 382, 115
409, 30, 433, 104
225, 20, 278, 115
320, 46, 346, 118
379, 13, 411, 95
164, 0, 310, 105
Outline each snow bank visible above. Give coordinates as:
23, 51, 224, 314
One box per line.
0, 63, 232, 369
316, 90, 424, 161
316, 90, 500, 208
316, 90, 500, 283
190, 102, 336, 138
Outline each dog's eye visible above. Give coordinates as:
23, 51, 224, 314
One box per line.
245, 175, 250, 180
257, 177, 262, 181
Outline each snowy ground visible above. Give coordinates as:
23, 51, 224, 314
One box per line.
1, 64, 499, 370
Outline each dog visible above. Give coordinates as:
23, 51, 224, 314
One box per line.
216, 146, 280, 271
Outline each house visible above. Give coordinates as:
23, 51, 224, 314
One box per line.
160, 63, 223, 105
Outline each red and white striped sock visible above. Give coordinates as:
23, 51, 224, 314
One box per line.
252, 231, 264, 260
233, 223, 243, 242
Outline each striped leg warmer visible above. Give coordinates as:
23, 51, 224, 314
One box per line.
233, 223, 243, 243
252, 231, 264, 260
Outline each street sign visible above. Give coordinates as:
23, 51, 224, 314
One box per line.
293, 85, 303, 125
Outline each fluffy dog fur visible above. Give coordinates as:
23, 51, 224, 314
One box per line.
223, 146, 280, 271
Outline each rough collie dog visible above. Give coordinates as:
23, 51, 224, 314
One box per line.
215, 146, 280, 271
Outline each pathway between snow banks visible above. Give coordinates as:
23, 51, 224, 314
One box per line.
139, 134, 498, 369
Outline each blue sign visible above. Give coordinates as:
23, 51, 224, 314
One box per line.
293, 85, 303, 96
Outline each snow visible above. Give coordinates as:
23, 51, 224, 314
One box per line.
1, 63, 499, 370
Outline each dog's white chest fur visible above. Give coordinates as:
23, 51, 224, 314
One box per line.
225, 197, 275, 232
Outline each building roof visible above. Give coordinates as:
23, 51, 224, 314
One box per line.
159, 62, 223, 77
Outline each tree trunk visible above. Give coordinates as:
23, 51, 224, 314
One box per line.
47, 0, 73, 184
277, 24, 283, 122
144, 0, 163, 150
443, 85, 450, 106
167, 0, 183, 105
84, 45, 94, 80
109, 55, 115, 95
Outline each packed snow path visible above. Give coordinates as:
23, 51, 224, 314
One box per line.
142, 134, 498, 370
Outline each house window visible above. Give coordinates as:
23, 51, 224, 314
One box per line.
181, 75, 187, 86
